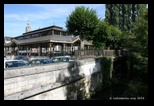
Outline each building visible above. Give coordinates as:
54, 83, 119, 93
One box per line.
4, 36, 12, 44
4, 36, 13, 54
4, 21, 92, 56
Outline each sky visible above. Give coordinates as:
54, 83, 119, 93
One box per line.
4, 4, 105, 37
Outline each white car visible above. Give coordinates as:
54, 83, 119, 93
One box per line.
4, 60, 28, 69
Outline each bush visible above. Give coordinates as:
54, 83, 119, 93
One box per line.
124, 81, 148, 98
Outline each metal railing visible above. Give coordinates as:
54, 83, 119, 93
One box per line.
74, 49, 124, 58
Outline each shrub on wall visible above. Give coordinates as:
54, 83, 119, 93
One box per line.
100, 57, 113, 89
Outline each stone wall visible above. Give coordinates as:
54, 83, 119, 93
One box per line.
4, 58, 102, 100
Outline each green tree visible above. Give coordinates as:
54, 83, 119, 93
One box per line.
105, 4, 111, 25
93, 20, 125, 49
131, 4, 137, 30
105, 4, 147, 32
105, 4, 120, 27
136, 4, 147, 17
122, 4, 128, 31
113, 4, 120, 28
65, 6, 99, 41
108, 25, 122, 49
126, 8, 148, 81
132, 4, 147, 30
93, 20, 109, 49
124, 10, 148, 98
126, 4, 132, 32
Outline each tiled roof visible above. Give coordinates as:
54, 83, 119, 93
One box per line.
11, 35, 80, 45
4, 35, 92, 46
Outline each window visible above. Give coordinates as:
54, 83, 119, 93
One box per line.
24, 35, 31, 39
5, 61, 27, 68
32, 34, 39, 38
42, 60, 48, 64
53, 58, 61, 62
17, 37, 24, 40
41, 31, 49, 36
35, 60, 40, 64
62, 58, 69, 62
54, 30, 60, 35
61, 32, 66, 36
31, 60, 36, 65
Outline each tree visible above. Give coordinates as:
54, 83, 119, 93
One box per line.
122, 4, 128, 31
105, 4, 147, 32
132, 4, 147, 30
93, 20, 108, 49
126, 8, 148, 82
123, 9, 148, 98
108, 25, 123, 49
126, 4, 132, 32
105, 4, 120, 28
93, 20, 125, 49
131, 4, 137, 30
113, 4, 120, 28
65, 6, 99, 41
105, 5, 111, 25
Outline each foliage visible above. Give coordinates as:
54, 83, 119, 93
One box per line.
93, 20, 125, 49
95, 82, 103, 93
131, 10, 148, 56
108, 25, 122, 49
92, 20, 108, 49
126, 9, 148, 82
124, 80, 148, 98
105, 4, 147, 31
100, 57, 113, 88
65, 6, 99, 41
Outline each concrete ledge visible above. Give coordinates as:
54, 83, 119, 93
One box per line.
4, 62, 71, 79
4, 58, 100, 79
4, 57, 102, 100
4, 75, 85, 100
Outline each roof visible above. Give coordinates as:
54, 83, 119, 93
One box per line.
4, 36, 13, 41
23, 25, 66, 36
9, 35, 80, 45
12, 25, 66, 38
53, 56, 71, 58
4, 42, 13, 47
4, 60, 24, 62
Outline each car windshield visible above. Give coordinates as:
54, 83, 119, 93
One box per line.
41, 59, 52, 64
20, 56, 28, 60
5, 61, 27, 68
14, 56, 29, 61
52, 58, 61, 62
61, 58, 69, 62
28, 59, 52, 66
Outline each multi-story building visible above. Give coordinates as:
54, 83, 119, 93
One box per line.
4, 21, 92, 56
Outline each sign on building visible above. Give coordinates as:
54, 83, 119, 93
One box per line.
32, 48, 37, 53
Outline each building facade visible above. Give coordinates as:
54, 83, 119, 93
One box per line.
4, 22, 92, 56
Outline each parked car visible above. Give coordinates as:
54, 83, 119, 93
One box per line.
52, 56, 74, 63
4, 60, 28, 69
28, 58, 53, 66
4, 54, 7, 60
14, 55, 30, 63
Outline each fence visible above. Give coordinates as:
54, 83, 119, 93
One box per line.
74, 50, 125, 57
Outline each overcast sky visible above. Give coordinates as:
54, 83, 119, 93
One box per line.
4, 4, 105, 37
